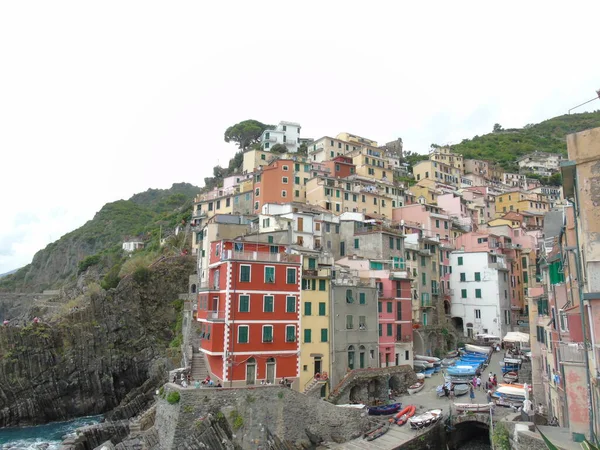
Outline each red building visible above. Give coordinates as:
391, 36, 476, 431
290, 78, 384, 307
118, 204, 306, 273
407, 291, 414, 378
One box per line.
197, 240, 302, 387
322, 156, 356, 179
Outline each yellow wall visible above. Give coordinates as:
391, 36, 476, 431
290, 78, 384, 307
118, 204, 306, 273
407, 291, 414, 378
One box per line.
409, 184, 438, 204
299, 260, 331, 395
243, 149, 271, 174
487, 218, 518, 228
496, 192, 549, 217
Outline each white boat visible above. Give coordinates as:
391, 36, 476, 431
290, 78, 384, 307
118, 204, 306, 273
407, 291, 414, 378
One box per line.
495, 386, 527, 397
454, 402, 494, 412
413, 360, 434, 369
409, 409, 443, 429
464, 344, 491, 354
407, 380, 425, 395
441, 357, 457, 367
414, 355, 441, 363
416, 373, 426, 381
337, 404, 366, 409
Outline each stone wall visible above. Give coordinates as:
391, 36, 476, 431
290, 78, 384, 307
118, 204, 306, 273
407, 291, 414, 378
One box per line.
154, 384, 371, 449
397, 420, 446, 450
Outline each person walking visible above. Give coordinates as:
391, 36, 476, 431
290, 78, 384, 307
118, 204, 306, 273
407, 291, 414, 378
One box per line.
469, 383, 475, 401
487, 389, 493, 403
476, 376, 482, 391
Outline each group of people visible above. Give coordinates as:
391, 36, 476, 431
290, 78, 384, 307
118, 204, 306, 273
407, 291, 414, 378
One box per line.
171, 372, 222, 389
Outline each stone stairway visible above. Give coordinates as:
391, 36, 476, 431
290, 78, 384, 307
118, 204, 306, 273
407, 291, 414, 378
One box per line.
303, 378, 327, 395
191, 352, 209, 381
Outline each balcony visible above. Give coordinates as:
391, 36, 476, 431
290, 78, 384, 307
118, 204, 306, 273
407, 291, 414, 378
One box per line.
420, 299, 433, 308
396, 335, 412, 343
206, 310, 226, 321
220, 250, 301, 264
192, 209, 207, 218
431, 287, 440, 296
557, 343, 585, 364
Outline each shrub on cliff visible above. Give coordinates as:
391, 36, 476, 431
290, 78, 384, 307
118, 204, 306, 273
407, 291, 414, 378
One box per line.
166, 391, 180, 404
78, 254, 101, 274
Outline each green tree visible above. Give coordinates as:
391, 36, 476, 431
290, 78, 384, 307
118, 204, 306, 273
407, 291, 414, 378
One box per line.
270, 143, 288, 154
493, 123, 503, 133
298, 143, 308, 155
224, 120, 274, 151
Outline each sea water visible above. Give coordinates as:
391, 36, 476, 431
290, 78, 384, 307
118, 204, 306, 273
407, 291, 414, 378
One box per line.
0, 415, 101, 450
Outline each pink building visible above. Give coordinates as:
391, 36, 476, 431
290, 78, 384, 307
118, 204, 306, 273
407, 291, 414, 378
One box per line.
392, 204, 451, 243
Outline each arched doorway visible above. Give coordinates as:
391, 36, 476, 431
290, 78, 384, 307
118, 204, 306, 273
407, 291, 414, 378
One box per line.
349, 385, 361, 403
246, 357, 256, 385
389, 375, 401, 394
466, 322, 474, 339
413, 330, 425, 355
359, 345, 366, 369
444, 300, 450, 315
266, 357, 276, 384
452, 317, 464, 334
191, 284, 197, 294
347, 345, 355, 370
368, 379, 381, 400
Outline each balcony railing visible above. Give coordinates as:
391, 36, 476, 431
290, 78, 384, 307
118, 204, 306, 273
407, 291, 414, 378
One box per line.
206, 310, 226, 321
557, 343, 585, 364
192, 209, 207, 218
220, 250, 301, 264
420, 299, 433, 308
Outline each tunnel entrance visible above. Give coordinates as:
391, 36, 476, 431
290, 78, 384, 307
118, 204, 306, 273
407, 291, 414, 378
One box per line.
448, 421, 490, 450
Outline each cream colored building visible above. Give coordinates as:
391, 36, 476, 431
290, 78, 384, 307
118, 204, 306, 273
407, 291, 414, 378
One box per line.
429, 147, 464, 173
346, 146, 392, 181
242, 149, 272, 174
335, 132, 377, 147
413, 160, 462, 186
305, 176, 393, 219
308, 136, 361, 163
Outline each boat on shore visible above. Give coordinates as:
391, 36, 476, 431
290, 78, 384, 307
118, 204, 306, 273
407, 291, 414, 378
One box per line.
454, 402, 494, 412
454, 384, 470, 397
415, 355, 441, 363
368, 402, 402, 416
364, 422, 390, 441
423, 368, 435, 377
390, 405, 416, 425
464, 344, 492, 354
446, 350, 460, 358
413, 360, 434, 369
447, 365, 477, 377
408, 380, 425, 395
409, 409, 443, 429
503, 372, 519, 383
441, 357, 457, 367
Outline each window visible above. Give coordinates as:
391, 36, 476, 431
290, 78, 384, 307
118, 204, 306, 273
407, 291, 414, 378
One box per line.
460, 272, 466, 282
255, 188, 260, 196
396, 238, 401, 250
304, 329, 312, 343
421, 256, 426, 267
286, 267, 296, 284
304, 301, 312, 315
475, 309, 481, 319
354, 238, 359, 249
282, 164, 288, 171
282, 190, 287, 198
318, 302, 326, 316
286, 325, 296, 342
265, 266, 275, 283
458, 256, 463, 265
286, 296, 296, 313
268, 235, 273, 244
475, 289, 482, 298
263, 326, 273, 343
238, 325, 249, 343
390, 237, 394, 249
346, 289, 353, 303
387, 323, 393, 336
346, 315, 354, 329
239, 295, 250, 312
294, 176, 300, 184
422, 272, 426, 286
378, 301, 382, 313
263, 295, 274, 312
436, 219, 440, 228
320, 328, 328, 342
358, 292, 366, 304
359, 316, 366, 330
379, 324, 382, 336
504, 310, 511, 325
461, 289, 467, 298
387, 302, 393, 313
475, 272, 481, 281
240, 265, 251, 282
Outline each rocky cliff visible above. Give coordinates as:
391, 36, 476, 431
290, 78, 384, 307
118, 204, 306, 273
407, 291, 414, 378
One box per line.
0, 256, 194, 428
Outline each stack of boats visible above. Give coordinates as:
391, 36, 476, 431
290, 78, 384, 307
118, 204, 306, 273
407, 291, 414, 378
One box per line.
492, 384, 531, 408
408, 373, 426, 394
414, 355, 441, 377
500, 357, 522, 374
445, 345, 491, 382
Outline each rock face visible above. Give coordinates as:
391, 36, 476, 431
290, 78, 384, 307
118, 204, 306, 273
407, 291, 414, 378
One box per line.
0, 256, 194, 427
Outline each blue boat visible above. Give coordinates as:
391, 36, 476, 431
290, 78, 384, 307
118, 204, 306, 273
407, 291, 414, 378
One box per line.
368, 402, 402, 416
447, 365, 477, 376
423, 368, 435, 377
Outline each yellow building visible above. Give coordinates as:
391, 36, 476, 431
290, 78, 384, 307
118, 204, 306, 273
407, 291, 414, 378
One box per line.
305, 176, 393, 218
347, 147, 392, 181
308, 136, 360, 162
335, 132, 377, 147
408, 180, 440, 205
429, 146, 464, 173
413, 160, 462, 186
299, 256, 331, 396
495, 191, 549, 218
242, 149, 272, 174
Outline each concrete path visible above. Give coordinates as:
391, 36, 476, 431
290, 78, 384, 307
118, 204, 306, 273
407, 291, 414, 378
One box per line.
325, 349, 511, 449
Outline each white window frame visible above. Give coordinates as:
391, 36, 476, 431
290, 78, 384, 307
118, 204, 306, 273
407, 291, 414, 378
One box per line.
282, 177, 288, 184
239, 264, 251, 282
238, 325, 249, 344
282, 165, 289, 171
264, 266, 275, 283
282, 190, 287, 197
286, 267, 297, 284
285, 325, 296, 342
263, 295, 274, 312
475, 309, 481, 319
286, 295, 296, 313
238, 294, 250, 313
262, 325, 274, 343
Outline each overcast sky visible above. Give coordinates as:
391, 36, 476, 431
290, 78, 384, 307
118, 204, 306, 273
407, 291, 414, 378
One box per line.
1, 1, 599, 275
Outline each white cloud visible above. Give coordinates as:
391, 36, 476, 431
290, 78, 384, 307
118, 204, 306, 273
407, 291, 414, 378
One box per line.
1, 0, 600, 273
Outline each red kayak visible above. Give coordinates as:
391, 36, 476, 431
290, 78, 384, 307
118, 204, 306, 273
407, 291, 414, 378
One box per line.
389, 404, 416, 425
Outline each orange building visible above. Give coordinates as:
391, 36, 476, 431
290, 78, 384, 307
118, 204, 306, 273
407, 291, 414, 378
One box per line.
322, 156, 356, 179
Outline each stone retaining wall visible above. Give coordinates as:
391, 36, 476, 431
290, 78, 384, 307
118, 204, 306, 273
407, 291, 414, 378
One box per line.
155, 384, 371, 449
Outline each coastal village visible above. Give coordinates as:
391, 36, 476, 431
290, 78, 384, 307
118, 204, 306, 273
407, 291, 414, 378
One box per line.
150, 120, 600, 448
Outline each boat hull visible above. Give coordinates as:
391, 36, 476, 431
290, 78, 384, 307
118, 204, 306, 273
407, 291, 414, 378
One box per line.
368, 402, 402, 416
365, 422, 390, 441
408, 381, 425, 395
390, 405, 416, 425
409, 409, 443, 429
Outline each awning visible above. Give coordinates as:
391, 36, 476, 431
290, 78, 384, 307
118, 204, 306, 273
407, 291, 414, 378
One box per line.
503, 331, 530, 343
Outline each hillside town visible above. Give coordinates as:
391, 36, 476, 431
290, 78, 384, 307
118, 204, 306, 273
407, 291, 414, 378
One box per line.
183, 121, 600, 444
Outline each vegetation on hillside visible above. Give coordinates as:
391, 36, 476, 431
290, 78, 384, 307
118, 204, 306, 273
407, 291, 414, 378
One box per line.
445, 111, 600, 171
0, 183, 199, 293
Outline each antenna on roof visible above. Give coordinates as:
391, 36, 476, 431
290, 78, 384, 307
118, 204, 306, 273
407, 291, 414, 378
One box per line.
568, 89, 600, 114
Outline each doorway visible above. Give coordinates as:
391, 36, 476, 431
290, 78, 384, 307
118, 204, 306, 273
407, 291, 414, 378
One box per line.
246, 358, 256, 385
314, 357, 322, 376
266, 358, 276, 383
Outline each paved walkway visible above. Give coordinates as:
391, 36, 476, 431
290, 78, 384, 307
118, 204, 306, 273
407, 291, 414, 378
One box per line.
325, 349, 512, 449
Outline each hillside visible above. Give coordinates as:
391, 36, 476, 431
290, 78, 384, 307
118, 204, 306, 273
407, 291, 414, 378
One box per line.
447, 111, 600, 171
0, 183, 200, 293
